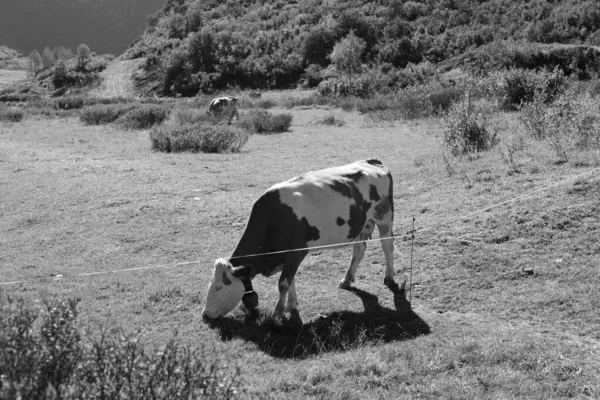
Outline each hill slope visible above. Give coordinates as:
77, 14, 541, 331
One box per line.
126, 0, 600, 96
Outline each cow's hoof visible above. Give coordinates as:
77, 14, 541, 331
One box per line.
338, 280, 352, 290
242, 291, 259, 309
384, 277, 398, 289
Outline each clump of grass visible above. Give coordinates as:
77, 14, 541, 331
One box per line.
150, 122, 249, 153
0, 107, 26, 123
79, 104, 134, 125
318, 113, 345, 126
0, 295, 245, 399
117, 104, 170, 129
256, 99, 276, 109
239, 110, 292, 134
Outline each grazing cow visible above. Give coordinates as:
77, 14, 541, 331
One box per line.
207, 96, 239, 124
202, 159, 396, 319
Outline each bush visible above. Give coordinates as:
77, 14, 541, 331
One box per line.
239, 110, 293, 134
0, 108, 26, 123
150, 122, 249, 153
171, 108, 218, 125
117, 104, 170, 129
0, 295, 244, 399
54, 95, 85, 110
79, 104, 135, 125
443, 95, 499, 155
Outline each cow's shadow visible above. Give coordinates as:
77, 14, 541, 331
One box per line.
206, 284, 430, 359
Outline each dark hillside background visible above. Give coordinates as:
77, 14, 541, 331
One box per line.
124, 0, 600, 96
0, 0, 165, 56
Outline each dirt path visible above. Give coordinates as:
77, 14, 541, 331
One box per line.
92, 57, 145, 98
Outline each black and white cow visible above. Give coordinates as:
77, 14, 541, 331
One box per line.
202, 159, 396, 319
207, 96, 239, 124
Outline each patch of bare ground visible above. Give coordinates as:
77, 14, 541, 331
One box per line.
90, 57, 145, 98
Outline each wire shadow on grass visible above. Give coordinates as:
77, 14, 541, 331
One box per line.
206, 284, 430, 359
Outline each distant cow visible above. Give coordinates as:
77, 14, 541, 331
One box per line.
202, 159, 397, 319
207, 96, 239, 124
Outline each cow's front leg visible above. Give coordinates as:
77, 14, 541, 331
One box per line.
286, 279, 298, 312
274, 251, 306, 317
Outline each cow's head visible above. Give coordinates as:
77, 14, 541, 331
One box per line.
202, 258, 245, 319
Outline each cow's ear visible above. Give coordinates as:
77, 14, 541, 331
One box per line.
231, 264, 252, 279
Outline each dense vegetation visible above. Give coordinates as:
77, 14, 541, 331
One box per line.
126, 0, 600, 96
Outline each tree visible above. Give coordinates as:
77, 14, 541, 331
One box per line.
329, 31, 366, 82
76, 44, 91, 72
28, 50, 43, 75
42, 46, 55, 69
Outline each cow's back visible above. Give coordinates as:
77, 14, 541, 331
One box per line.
272, 159, 393, 248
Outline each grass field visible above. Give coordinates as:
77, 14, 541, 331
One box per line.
1, 105, 599, 399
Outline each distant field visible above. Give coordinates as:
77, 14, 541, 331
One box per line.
1, 106, 598, 399
0, 69, 27, 86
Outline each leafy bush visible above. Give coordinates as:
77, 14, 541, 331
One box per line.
171, 108, 218, 125
79, 104, 135, 125
0, 295, 244, 399
443, 95, 499, 155
117, 104, 170, 129
239, 110, 293, 134
150, 122, 249, 153
0, 108, 25, 123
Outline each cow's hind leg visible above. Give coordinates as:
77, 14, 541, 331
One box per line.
275, 251, 307, 317
338, 241, 367, 289
377, 221, 396, 288
338, 221, 375, 289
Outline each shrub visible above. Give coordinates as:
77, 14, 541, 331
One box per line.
317, 113, 345, 126
0, 108, 26, 123
117, 104, 170, 129
171, 108, 217, 125
54, 95, 85, 110
150, 122, 249, 153
520, 89, 600, 161
79, 104, 135, 125
0, 295, 244, 399
443, 95, 499, 155
239, 110, 293, 134
495, 68, 567, 111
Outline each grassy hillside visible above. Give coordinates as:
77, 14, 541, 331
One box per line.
126, 0, 600, 96
0, 0, 165, 56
